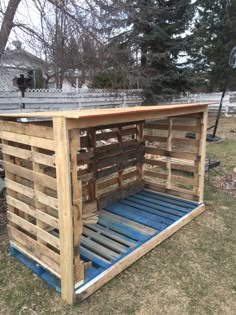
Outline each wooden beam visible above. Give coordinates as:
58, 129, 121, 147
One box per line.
198, 110, 208, 202
70, 128, 85, 284
53, 117, 74, 304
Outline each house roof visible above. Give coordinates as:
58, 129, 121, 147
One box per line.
2, 48, 46, 65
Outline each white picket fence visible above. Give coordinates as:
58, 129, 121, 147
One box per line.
0, 89, 143, 112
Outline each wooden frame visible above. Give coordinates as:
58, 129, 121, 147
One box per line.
0, 104, 208, 304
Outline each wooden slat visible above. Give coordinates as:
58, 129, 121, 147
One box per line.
171, 175, 196, 186
5, 178, 34, 199
3, 161, 57, 190
144, 181, 199, 201
36, 210, 59, 229
144, 135, 167, 143
7, 195, 36, 218
8, 225, 60, 276
98, 181, 144, 209
0, 130, 55, 150
37, 228, 60, 250
7, 212, 37, 235
35, 191, 58, 210
145, 147, 198, 161
0, 121, 54, 139
144, 123, 201, 132
144, 170, 168, 180
1, 143, 55, 168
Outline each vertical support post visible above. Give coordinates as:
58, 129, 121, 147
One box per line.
87, 127, 96, 200
117, 126, 123, 189
53, 117, 74, 304
198, 110, 208, 203
166, 118, 173, 189
70, 128, 84, 285
136, 121, 144, 182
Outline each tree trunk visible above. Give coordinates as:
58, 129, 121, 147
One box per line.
0, 0, 21, 57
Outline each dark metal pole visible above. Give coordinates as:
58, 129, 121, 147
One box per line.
212, 72, 230, 138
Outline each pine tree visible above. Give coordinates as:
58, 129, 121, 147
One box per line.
189, 0, 236, 91
96, 0, 195, 102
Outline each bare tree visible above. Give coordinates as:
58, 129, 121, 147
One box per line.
0, 0, 21, 57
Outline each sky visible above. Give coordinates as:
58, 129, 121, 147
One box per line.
0, 0, 42, 52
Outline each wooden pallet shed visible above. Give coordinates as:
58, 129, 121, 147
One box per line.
0, 103, 208, 304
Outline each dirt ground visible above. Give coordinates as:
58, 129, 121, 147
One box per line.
0, 115, 236, 315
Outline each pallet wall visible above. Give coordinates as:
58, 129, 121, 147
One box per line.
78, 121, 145, 213
0, 121, 61, 277
143, 113, 205, 202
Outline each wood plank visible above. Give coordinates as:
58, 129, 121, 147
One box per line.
171, 175, 196, 186
7, 195, 36, 218
0, 121, 54, 139
5, 178, 35, 199
8, 225, 60, 276
35, 191, 58, 210
0, 130, 55, 150
53, 117, 76, 304
37, 228, 60, 250
36, 210, 59, 229
3, 161, 57, 190
145, 147, 198, 161
100, 210, 157, 235
144, 123, 201, 133
144, 170, 168, 180
144, 181, 199, 201
198, 111, 208, 202
7, 212, 37, 235
98, 181, 144, 209
144, 135, 167, 143
70, 128, 85, 284
75, 203, 206, 302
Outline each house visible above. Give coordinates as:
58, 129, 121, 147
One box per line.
0, 41, 47, 91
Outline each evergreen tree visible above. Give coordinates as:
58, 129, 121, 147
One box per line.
96, 0, 195, 102
189, 0, 236, 91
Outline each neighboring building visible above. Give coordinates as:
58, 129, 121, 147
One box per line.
0, 41, 47, 91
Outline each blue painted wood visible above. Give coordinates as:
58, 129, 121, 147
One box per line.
105, 203, 167, 231
86, 223, 137, 247
80, 246, 111, 269
10, 245, 61, 293
128, 194, 190, 215
98, 215, 149, 242
142, 190, 199, 208
121, 198, 180, 221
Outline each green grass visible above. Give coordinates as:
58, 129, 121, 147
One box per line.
0, 129, 236, 314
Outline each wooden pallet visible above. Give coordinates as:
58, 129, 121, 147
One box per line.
10, 189, 205, 302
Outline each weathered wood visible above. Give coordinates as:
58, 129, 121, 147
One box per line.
3, 161, 57, 190
98, 181, 144, 209
145, 147, 199, 161
0, 130, 55, 150
8, 225, 60, 276
53, 117, 75, 304
0, 121, 54, 139
70, 128, 85, 284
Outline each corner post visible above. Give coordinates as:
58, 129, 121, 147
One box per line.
53, 117, 74, 304
198, 109, 208, 203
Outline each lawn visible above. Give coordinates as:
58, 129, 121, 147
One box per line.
0, 116, 236, 315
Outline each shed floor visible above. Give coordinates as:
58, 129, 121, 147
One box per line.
10, 189, 201, 294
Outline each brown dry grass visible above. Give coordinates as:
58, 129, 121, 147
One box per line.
0, 115, 236, 315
